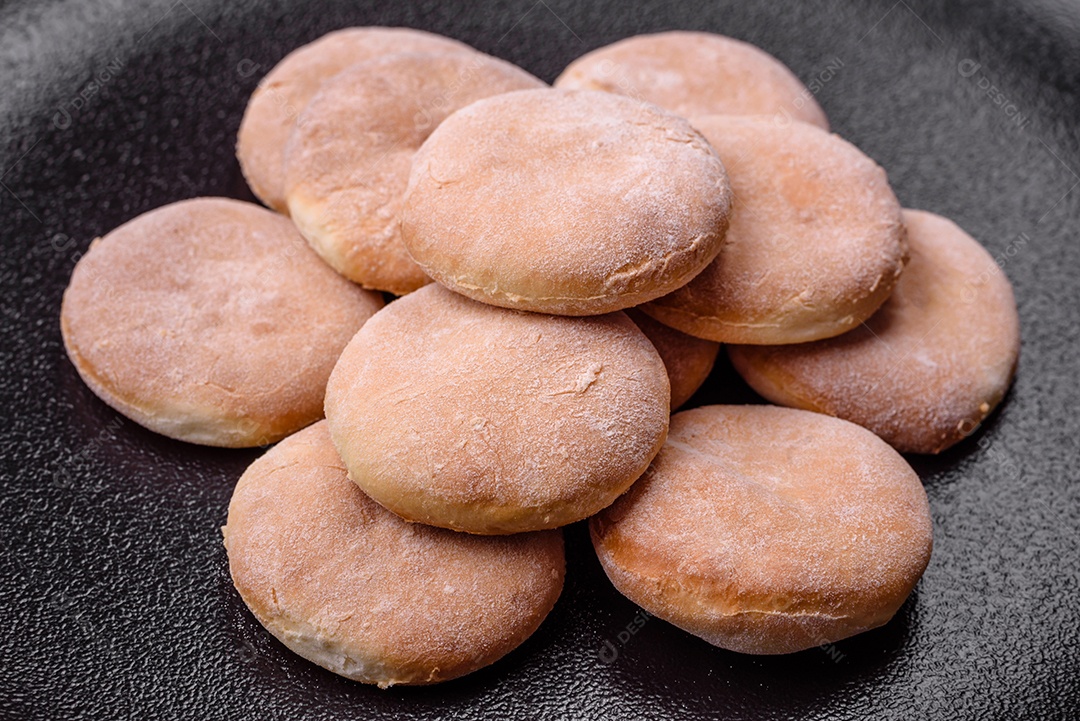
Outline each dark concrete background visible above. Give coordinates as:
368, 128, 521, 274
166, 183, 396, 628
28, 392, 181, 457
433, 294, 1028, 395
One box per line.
1, 0, 1078, 718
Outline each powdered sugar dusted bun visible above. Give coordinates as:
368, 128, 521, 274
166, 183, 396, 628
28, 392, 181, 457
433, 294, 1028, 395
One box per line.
237, 27, 475, 212
324, 284, 671, 534
283, 53, 544, 295
60, 198, 383, 447
642, 115, 906, 344
591, 405, 932, 655
626, 308, 719, 410
401, 88, 733, 315
554, 31, 828, 130
224, 421, 565, 687
729, 209, 1021, 454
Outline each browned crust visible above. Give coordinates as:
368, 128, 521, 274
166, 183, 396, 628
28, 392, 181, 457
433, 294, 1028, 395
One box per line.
283, 52, 545, 294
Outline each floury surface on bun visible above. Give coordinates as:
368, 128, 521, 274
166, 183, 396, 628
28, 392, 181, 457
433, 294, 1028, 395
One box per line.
642, 114, 907, 345
555, 30, 830, 129
591, 405, 932, 654
729, 209, 1021, 454
237, 26, 476, 213
60, 198, 383, 447
401, 88, 733, 316
324, 284, 671, 535
225, 421, 565, 687
283, 52, 544, 295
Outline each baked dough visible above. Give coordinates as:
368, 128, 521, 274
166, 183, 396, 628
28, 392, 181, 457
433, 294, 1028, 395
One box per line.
728, 209, 1021, 453
642, 115, 906, 344
224, 421, 565, 686
555, 31, 828, 129
237, 27, 475, 212
324, 284, 671, 534
60, 198, 382, 447
283, 52, 544, 294
401, 88, 732, 315
591, 404, 932, 654
626, 308, 719, 409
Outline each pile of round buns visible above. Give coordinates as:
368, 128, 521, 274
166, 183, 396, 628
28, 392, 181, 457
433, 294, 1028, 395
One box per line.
60, 28, 1020, 687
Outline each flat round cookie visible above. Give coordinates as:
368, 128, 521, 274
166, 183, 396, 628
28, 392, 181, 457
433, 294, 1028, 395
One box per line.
591, 404, 933, 654
284, 52, 544, 294
642, 115, 906, 344
401, 88, 733, 315
728, 209, 1021, 453
237, 27, 475, 212
555, 31, 829, 129
225, 421, 565, 686
60, 198, 383, 447
324, 284, 671, 534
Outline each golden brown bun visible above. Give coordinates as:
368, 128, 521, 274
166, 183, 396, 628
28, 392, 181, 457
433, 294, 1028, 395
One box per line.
60, 198, 383, 447
401, 88, 733, 315
236, 27, 475, 212
728, 209, 1021, 454
324, 284, 671, 534
625, 308, 719, 409
224, 421, 565, 687
554, 31, 829, 129
284, 52, 544, 295
591, 405, 932, 654
642, 115, 906, 344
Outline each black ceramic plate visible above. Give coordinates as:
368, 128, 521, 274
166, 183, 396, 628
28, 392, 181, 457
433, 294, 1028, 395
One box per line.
3, 0, 1079, 718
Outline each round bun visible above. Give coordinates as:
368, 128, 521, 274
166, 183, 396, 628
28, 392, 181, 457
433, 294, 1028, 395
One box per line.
324, 284, 671, 534
729, 209, 1021, 454
625, 308, 719, 409
591, 404, 933, 654
237, 27, 475, 212
60, 198, 383, 447
284, 53, 543, 295
642, 115, 906, 344
225, 421, 565, 687
401, 88, 733, 315
554, 31, 828, 129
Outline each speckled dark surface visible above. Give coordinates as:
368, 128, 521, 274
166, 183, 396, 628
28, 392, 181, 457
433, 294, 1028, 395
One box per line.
1, 0, 1079, 718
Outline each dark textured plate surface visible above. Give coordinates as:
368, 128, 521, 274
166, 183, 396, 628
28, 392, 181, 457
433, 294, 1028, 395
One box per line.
2, 0, 1079, 718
